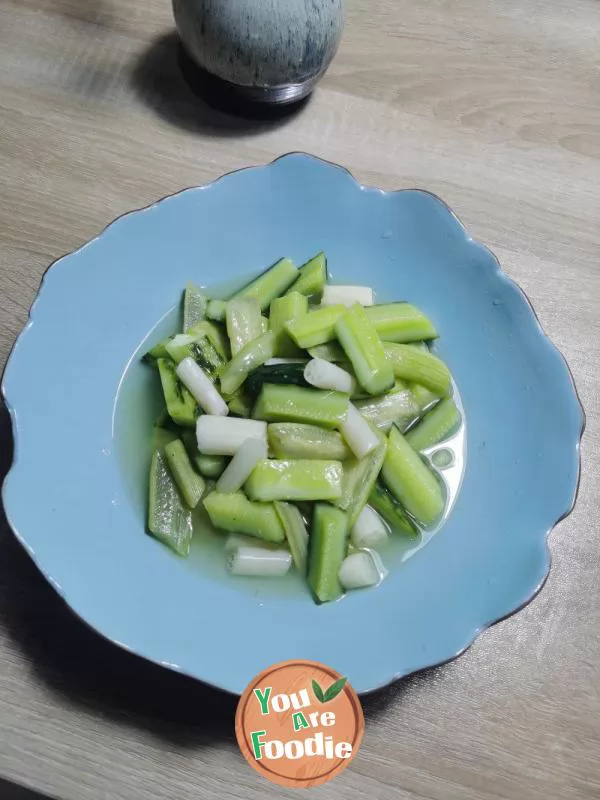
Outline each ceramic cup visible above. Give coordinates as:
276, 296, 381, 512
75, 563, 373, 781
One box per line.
172, 0, 345, 104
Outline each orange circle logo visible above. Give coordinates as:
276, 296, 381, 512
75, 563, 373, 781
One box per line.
235, 660, 364, 788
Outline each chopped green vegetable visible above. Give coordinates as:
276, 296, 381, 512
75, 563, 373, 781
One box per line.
227, 390, 254, 418
253, 384, 350, 430
186, 320, 230, 359
405, 397, 461, 451
245, 459, 343, 502
382, 427, 445, 526
336, 429, 388, 527
308, 342, 347, 362
164, 438, 206, 509
203, 491, 286, 543
286, 305, 346, 349
364, 303, 437, 343
142, 336, 173, 366
275, 501, 309, 573
181, 430, 227, 477
245, 363, 309, 398
183, 283, 208, 331
206, 299, 228, 322
287, 252, 327, 300
410, 383, 441, 413
219, 331, 277, 396
308, 504, 348, 603
226, 297, 264, 356
148, 449, 193, 556
228, 258, 298, 311
157, 358, 198, 427
335, 303, 394, 396
355, 386, 420, 432
384, 344, 452, 396
167, 334, 225, 382
268, 423, 351, 461
369, 481, 419, 538
269, 292, 308, 357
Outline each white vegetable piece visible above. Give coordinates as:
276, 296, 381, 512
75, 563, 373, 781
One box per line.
340, 404, 380, 459
338, 551, 388, 590
351, 506, 389, 550
176, 357, 229, 417
228, 547, 292, 577
322, 285, 375, 308
304, 358, 357, 395
196, 416, 267, 456
216, 438, 268, 493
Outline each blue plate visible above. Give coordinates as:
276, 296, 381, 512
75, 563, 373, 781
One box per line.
1, 154, 583, 694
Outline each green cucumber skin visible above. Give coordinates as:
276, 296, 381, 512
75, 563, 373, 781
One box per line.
183, 284, 208, 331
253, 384, 349, 430
164, 439, 206, 509
181, 430, 227, 478
336, 429, 388, 527
142, 336, 174, 366
384, 344, 452, 397
335, 304, 394, 396
219, 331, 277, 397
245, 460, 344, 503
286, 305, 346, 349
203, 492, 286, 543
364, 303, 438, 343
369, 481, 419, 538
245, 364, 309, 398
268, 423, 352, 461
167, 334, 226, 382
405, 397, 461, 451
287, 252, 327, 301
308, 504, 348, 603
148, 450, 193, 557
186, 320, 230, 359
269, 292, 308, 357
226, 297, 264, 356
382, 427, 445, 526
157, 358, 198, 428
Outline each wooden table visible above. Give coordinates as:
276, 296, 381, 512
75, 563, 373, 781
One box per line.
1, 1, 599, 798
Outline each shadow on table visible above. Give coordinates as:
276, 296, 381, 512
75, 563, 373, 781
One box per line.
129, 32, 310, 136
0, 401, 445, 750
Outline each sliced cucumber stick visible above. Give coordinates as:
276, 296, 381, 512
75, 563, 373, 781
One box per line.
286, 305, 346, 349
219, 331, 276, 396
369, 481, 419, 538
336, 304, 394, 395
157, 358, 198, 427
365, 303, 437, 343
245, 459, 343, 502
226, 297, 264, 356
287, 252, 327, 300
203, 491, 285, 543
253, 384, 350, 430
230, 258, 298, 311
275, 501, 309, 573
268, 423, 351, 461
148, 450, 193, 556
308, 504, 348, 603
406, 397, 461, 451
183, 283, 208, 331
269, 292, 308, 357
385, 344, 452, 396
164, 439, 206, 508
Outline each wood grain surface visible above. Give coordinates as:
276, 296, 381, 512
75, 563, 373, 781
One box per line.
0, 1, 599, 799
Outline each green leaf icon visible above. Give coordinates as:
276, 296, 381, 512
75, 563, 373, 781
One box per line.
312, 679, 325, 703
323, 677, 348, 703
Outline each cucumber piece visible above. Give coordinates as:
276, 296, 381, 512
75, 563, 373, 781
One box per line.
183, 283, 208, 331
336, 429, 388, 527
227, 389, 254, 418
336, 304, 394, 396
269, 292, 308, 357
253, 384, 350, 430
226, 296, 264, 356
181, 430, 227, 477
167, 334, 226, 382
142, 336, 174, 366
286, 305, 346, 349
206, 299, 228, 321
157, 358, 198, 427
287, 252, 327, 301
382, 427, 445, 526
245, 459, 343, 502
186, 320, 230, 359
322, 285, 374, 307
369, 481, 419, 538
203, 491, 286, 543
355, 386, 420, 432
245, 363, 309, 398
148, 449, 193, 557
220, 332, 276, 396
410, 383, 441, 413
164, 438, 206, 508
275, 501, 309, 573
229, 258, 298, 311
364, 303, 438, 343
308, 504, 348, 603
384, 344, 452, 396
405, 397, 461, 451
308, 342, 347, 363
268, 423, 352, 461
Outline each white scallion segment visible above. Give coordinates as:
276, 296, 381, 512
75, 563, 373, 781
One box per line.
340, 404, 380, 459
224, 533, 285, 553
176, 357, 229, 416
304, 358, 357, 394
322, 285, 375, 308
228, 547, 292, 577
338, 550, 388, 590
351, 506, 389, 550
196, 416, 267, 456
265, 358, 308, 366
216, 438, 268, 493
